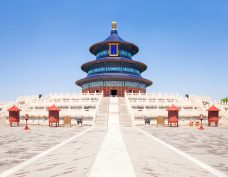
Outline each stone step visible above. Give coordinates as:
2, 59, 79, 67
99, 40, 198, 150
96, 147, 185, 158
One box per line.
118, 97, 132, 127
94, 97, 109, 127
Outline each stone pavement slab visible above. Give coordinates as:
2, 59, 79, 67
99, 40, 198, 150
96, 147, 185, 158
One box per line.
1, 125, 228, 177
121, 127, 216, 177
8, 128, 106, 177
0, 126, 87, 173
141, 126, 228, 175
89, 127, 136, 177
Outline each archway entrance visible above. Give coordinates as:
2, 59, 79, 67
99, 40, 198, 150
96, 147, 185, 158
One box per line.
111, 90, 117, 96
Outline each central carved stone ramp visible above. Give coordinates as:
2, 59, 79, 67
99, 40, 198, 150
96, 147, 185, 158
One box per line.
89, 97, 136, 177
94, 97, 109, 127
108, 97, 120, 127
95, 97, 132, 127
118, 97, 132, 127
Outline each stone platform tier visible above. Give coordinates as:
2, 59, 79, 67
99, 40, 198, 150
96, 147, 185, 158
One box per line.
94, 97, 132, 128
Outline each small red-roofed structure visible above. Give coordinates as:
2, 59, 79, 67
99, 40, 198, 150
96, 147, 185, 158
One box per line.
167, 105, 179, 127
48, 105, 60, 127
7, 105, 21, 127
207, 105, 220, 126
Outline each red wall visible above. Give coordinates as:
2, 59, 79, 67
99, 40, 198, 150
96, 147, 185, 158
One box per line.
82, 86, 146, 97
9, 111, 20, 122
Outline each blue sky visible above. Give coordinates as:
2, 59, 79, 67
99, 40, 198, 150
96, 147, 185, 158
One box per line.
0, 0, 227, 101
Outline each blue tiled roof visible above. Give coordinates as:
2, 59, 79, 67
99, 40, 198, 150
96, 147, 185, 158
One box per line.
76, 74, 153, 87
103, 30, 125, 43
89, 29, 139, 56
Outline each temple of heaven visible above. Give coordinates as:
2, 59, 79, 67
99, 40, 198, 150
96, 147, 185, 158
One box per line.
76, 22, 152, 97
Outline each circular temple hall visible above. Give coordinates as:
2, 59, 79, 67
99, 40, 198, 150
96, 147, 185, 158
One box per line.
76, 22, 152, 97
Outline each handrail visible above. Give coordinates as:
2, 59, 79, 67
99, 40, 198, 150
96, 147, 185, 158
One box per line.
92, 91, 103, 126
125, 91, 135, 126
107, 97, 109, 128
0, 111, 7, 127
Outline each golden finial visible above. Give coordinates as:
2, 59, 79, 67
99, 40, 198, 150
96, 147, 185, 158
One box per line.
112, 21, 117, 30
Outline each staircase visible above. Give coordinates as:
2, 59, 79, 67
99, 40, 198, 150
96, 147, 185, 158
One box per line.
94, 97, 109, 127
94, 97, 132, 127
118, 97, 132, 127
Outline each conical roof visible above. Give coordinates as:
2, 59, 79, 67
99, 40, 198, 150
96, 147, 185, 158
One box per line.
167, 104, 180, 111
7, 105, 21, 112
103, 30, 125, 42
48, 104, 61, 111
89, 22, 139, 56
207, 105, 220, 111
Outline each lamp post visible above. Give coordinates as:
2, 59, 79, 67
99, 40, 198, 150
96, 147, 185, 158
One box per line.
24, 114, 30, 130
199, 114, 204, 130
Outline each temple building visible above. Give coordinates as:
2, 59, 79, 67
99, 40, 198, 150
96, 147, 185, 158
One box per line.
76, 22, 152, 97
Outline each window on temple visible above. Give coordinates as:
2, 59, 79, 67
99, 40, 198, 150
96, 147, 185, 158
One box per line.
109, 43, 119, 56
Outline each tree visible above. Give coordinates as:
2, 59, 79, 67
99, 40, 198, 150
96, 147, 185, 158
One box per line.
221, 97, 228, 103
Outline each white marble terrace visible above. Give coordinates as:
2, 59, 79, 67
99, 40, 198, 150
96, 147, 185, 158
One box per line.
0, 92, 103, 126
125, 92, 228, 126
0, 91, 228, 127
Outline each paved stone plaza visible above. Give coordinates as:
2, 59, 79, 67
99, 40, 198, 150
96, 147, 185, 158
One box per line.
0, 126, 89, 173
0, 125, 228, 177
140, 126, 228, 174
122, 126, 228, 177
0, 97, 227, 177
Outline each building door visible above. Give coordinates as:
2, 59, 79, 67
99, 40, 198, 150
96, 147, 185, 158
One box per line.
111, 90, 117, 96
